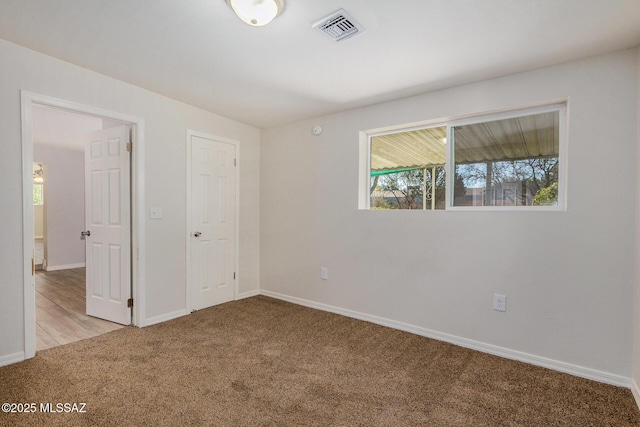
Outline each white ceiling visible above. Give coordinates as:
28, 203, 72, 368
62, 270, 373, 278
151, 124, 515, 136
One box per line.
2, 0, 640, 129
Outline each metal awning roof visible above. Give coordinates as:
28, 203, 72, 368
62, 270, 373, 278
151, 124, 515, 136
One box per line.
370, 111, 559, 172
371, 126, 446, 171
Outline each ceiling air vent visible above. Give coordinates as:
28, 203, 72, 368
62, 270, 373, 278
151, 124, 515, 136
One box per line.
312, 9, 364, 42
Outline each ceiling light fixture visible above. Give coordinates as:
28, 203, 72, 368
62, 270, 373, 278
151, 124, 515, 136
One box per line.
33, 164, 44, 183
226, 0, 284, 27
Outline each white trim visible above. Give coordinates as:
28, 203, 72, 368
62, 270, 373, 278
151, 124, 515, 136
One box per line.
21, 91, 146, 358
44, 262, 86, 271
357, 132, 369, 209
20, 93, 36, 359
260, 290, 631, 388
130, 120, 147, 327
144, 309, 189, 327
185, 132, 192, 312
235, 141, 241, 301
445, 123, 453, 209
237, 290, 260, 300
185, 130, 241, 312
185, 132, 191, 311
559, 98, 570, 210
0, 352, 26, 367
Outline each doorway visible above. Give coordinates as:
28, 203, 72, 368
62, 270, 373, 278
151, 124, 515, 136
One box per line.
21, 92, 146, 359
32, 106, 129, 350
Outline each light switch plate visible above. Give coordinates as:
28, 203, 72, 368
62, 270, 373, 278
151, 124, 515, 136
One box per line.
149, 207, 163, 219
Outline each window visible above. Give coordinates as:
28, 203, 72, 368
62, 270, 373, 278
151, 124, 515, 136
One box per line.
370, 126, 446, 210
452, 110, 560, 207
362, 104, 566, 210
33, 163, 44, 206
33, 184, 43, 206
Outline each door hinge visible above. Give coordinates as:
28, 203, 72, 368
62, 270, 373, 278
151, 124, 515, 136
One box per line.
126, 142, 132, 152
32, 258, 35, 276
233, 272, 236, 280
234, 158, 237, 167
127, 298, 133, 308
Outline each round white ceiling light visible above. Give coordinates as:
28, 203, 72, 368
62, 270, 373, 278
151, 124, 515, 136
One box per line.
226, 0, 284, 27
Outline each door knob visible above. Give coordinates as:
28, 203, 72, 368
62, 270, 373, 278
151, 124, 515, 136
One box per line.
193, 231, 202, 237
80, 230, 91, 237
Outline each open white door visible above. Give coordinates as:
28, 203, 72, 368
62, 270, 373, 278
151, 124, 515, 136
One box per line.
84, 126, 131, 325
189, 134, 236, 311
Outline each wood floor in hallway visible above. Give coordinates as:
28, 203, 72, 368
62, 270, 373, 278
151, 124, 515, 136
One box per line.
36, 268, 125, 351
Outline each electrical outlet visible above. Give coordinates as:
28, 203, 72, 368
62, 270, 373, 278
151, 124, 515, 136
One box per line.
320, 267, 328, 280
493, 294, 507, 312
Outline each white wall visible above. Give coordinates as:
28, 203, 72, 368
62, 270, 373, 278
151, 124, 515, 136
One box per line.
34, 144, 85, 269
633, 48, 640, 403
261, 49, 639, 383
0, 39, 260, 363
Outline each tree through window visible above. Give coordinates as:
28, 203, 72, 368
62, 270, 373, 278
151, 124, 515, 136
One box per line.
365, 104, 565, 210
452, 111, 559, 207
370, 126, 447, 210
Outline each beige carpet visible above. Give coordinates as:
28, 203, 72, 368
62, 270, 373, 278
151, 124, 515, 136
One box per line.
1, 296, 639, 426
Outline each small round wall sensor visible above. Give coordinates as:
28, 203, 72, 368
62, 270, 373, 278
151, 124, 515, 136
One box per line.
312, 125, 323, 135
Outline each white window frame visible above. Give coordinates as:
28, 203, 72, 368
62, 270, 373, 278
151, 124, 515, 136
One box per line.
359, 102, 568, 211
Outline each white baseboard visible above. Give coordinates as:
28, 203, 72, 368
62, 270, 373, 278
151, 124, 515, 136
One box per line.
0, 351, 25, 367
632, 379, 640, 410
236, 290, 260, 300
45, 262, 85, 271
260, 290, 631, 388
143, 309, 189, 327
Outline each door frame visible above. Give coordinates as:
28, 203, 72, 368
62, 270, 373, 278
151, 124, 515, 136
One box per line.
185, 129, 240, 312
21, 91, 146, 359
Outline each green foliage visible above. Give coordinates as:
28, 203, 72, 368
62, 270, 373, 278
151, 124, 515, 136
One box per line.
33, 184, 43, 205
532, 182, 558, 206
370, 167, 449, 210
